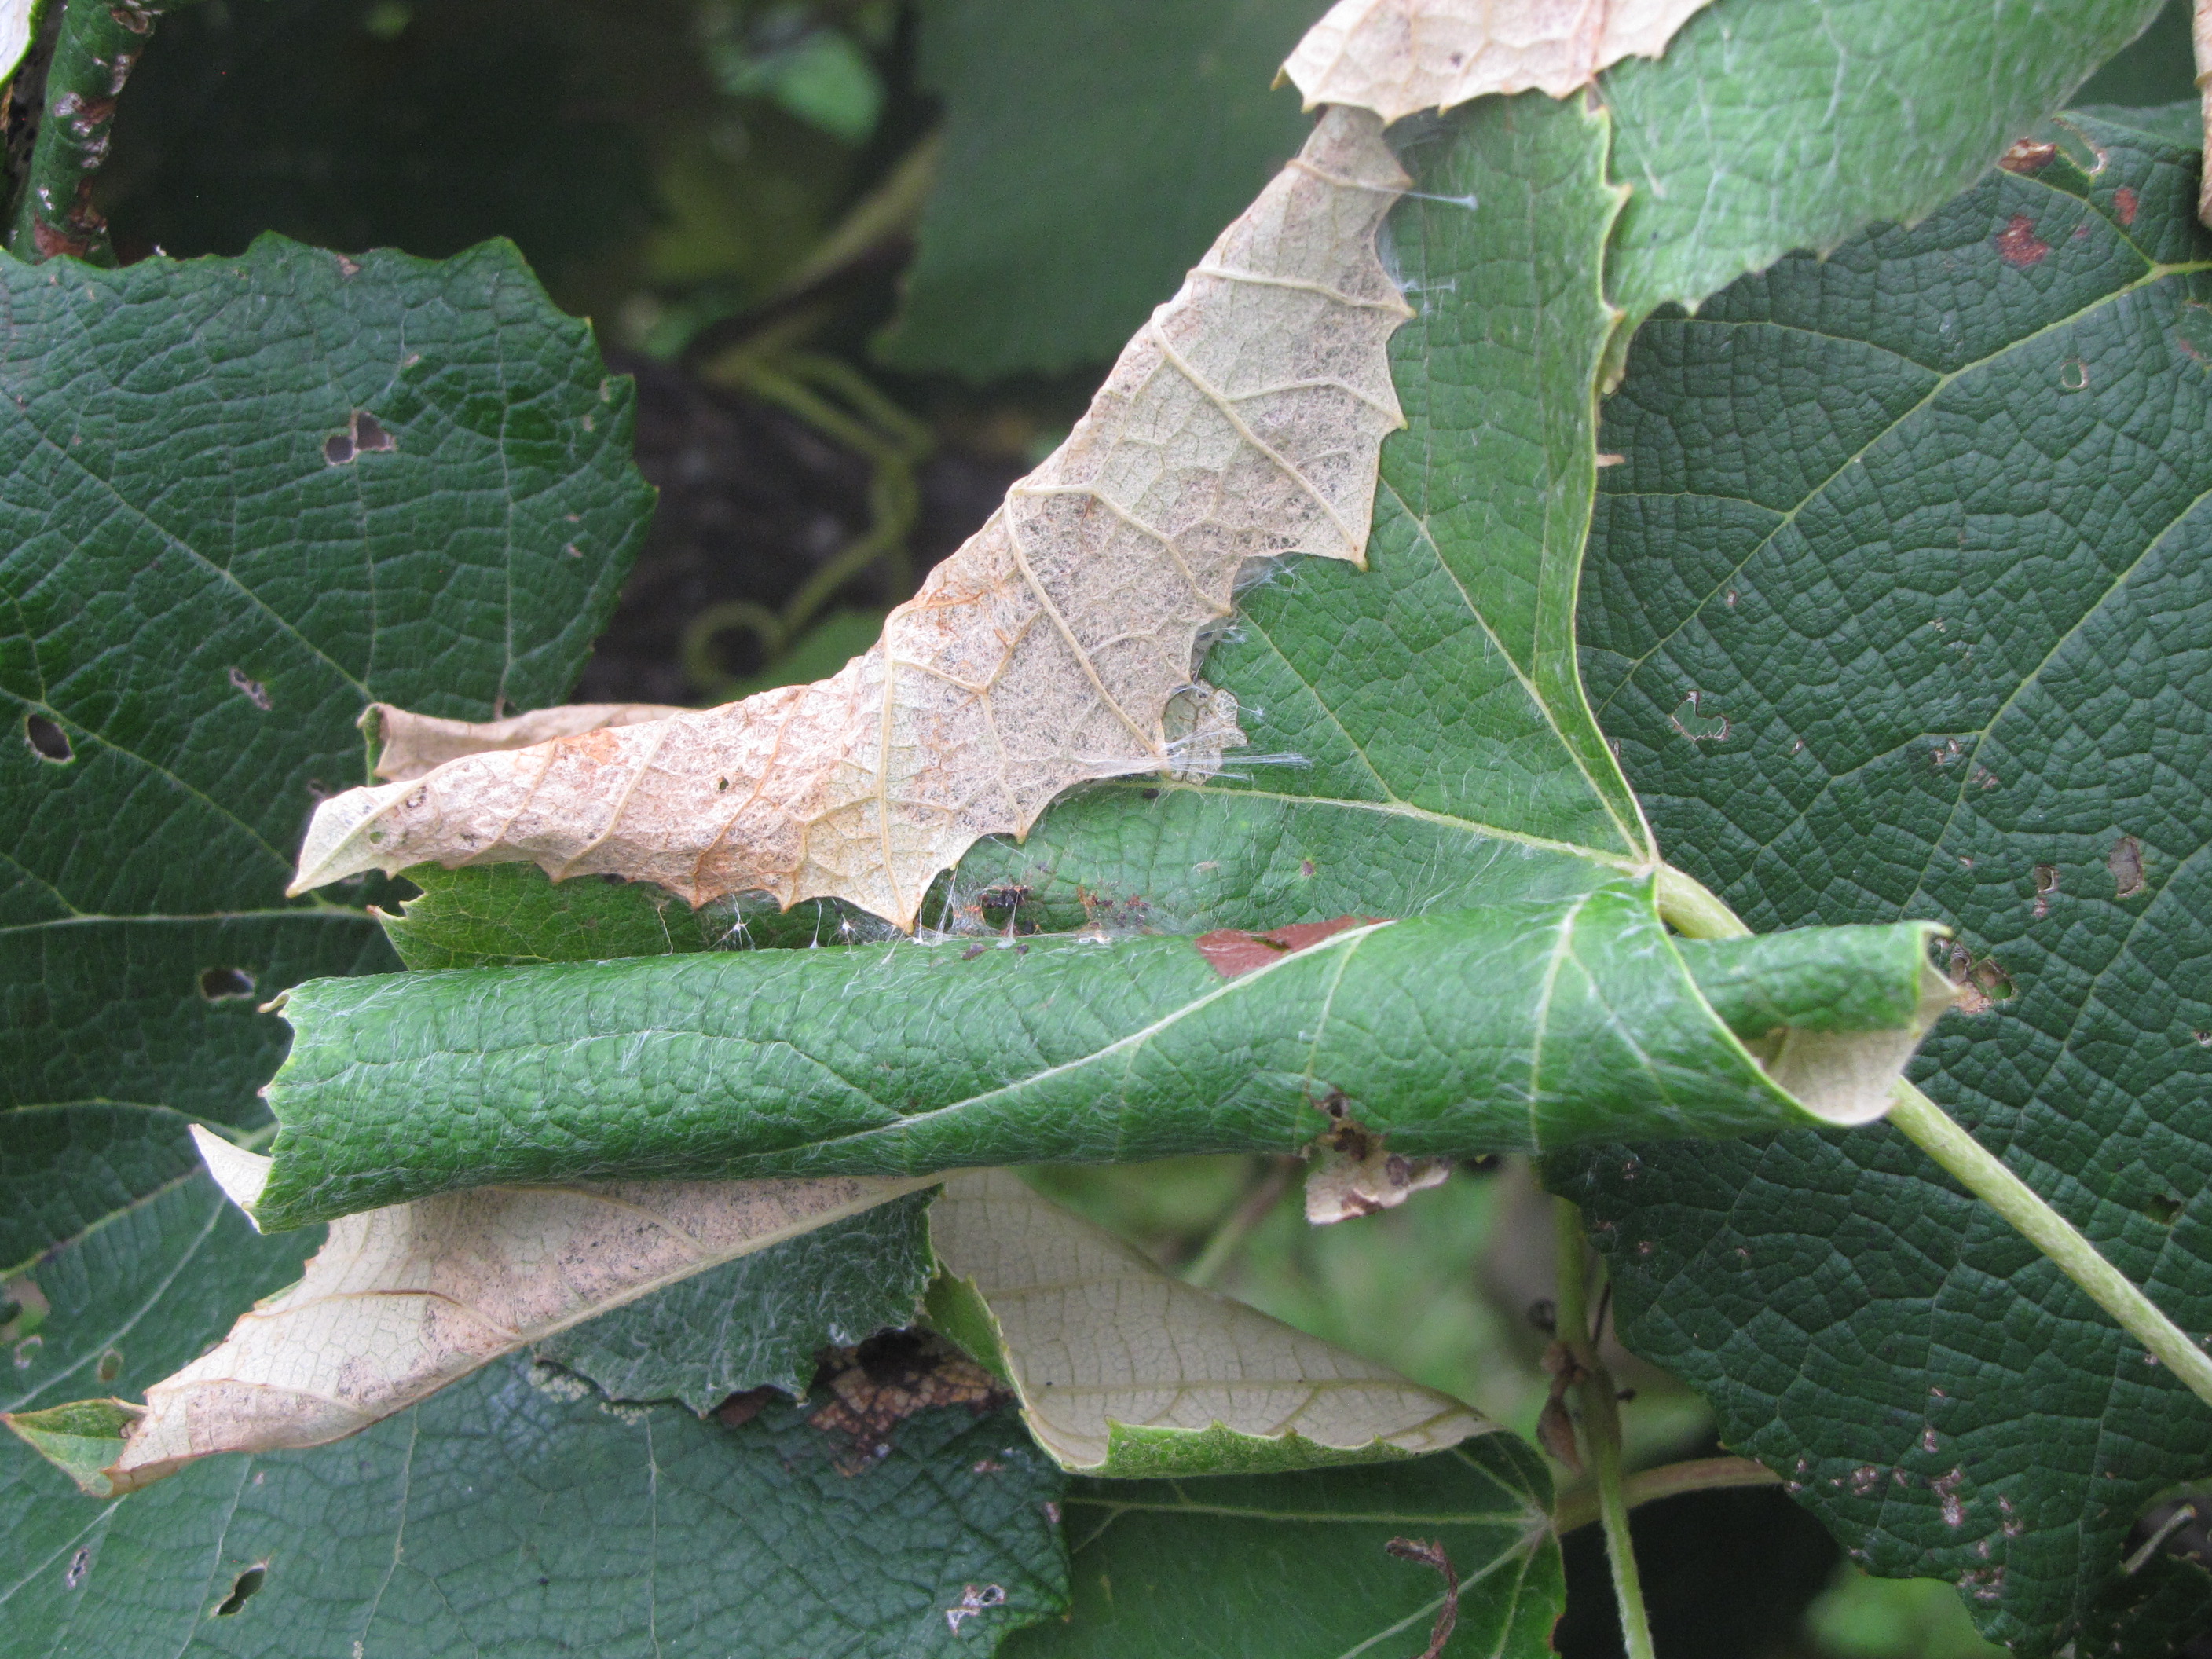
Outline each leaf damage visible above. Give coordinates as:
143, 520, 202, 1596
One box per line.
1283, 0, 1716, 123
287, 108, 1413, 930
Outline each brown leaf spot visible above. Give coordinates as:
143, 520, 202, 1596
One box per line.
2109, 834, 2145, 899
1195, 915, 1388, 979
1998, 139, 2056, 174
1994, 215, 2051, 269
943, 1583, 1006, 1635
807, 1329, 1008, 1475
2113, 186, 2139, 226
712, 1386, 778, 1429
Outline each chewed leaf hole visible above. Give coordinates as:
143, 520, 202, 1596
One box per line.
324, 409, 396, 466
2144, 1193, 2182, 1226
1668, 691, 1729, 742
199, 967, 257, 1002
214, 1565, 266, 1617
24, 714, 71, 762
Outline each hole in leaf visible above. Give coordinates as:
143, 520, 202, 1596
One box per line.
2144, 1194, 2183, 1226
24, 714, 71, 762
227, 666, 273, 710
94, 1348, 120, 1382
214, 1565, 266, 1616
199, 967, 257, 1002
353, 412, 394, 452
64, 1547, 90, 1589
2109, 835, 2146, 899
2031, 864, 2059, 919
1668, 691, 1728, 742
324, 432, 355, 466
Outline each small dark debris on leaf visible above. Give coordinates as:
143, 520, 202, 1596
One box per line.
214, 1564, 266, 1616
961, 943, 987, 961
807, 1329, 1008, 1475
712, 1386, 779, 1429
1384, 1537, 1460, 1659
199, 966, 256, 1002
23, 714, 71, 762
2109, 834, 2146, 899
227, 666, 273, 709
1994, 214, 2051, 268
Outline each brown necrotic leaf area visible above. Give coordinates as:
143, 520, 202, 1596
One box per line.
1194, 914, 1391, 978
1283, 0, 1716, 123
289, 108, 1412, 929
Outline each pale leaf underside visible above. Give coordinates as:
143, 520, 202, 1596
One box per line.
95, 1131, 928, 1492
1283, 0, 1716, 123
288, 108, 1413, 929
932, 1169, 1489, 1473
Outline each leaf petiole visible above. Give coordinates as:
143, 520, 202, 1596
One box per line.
1555, 1198, 1658, 1659
1656, 862, 2212, 1415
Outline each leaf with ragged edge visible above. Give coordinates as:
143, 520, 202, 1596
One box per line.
1004, 1436, 1564, 1659
876, 0, 1320, 379
1555, 105, 2212, 1654
1283, 0, 1716, 121
55, 1141, 930, 1493
1596, 0, 2165, 328
0, 234, 647, 1276
534, 1190, 938, 1409
286, 108, 1415, 930
4, 1355, 1069, 1659
930, 1169, 1489, 1473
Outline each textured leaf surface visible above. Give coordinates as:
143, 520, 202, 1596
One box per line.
0, 235, 648, 1276
290, 108, 1412, 929
535, 1188, 938, 1408
1597, 0, 2164, 324
255, 884, 1944, 1227
1005, 1437, 1563, 1658
4, 1355, 1068, 1659
1284, 0, 1714, 120
878, 0, 1319, 378
932, 1170, 1486, 1472
1560, 108, 2212, 1654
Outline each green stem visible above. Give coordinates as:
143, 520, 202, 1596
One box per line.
1552, 1455, 1780, 1536
8, 0, 167, 263
1657, 861, 2212, 1415
1555, 1198, 1658, 1659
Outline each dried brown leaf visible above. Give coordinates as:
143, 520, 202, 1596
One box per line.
288, 108, 1412, 929
1284, 0, 1716, 123
97, 1127, 928, 1492
367, 701, 691, 782
930, 1170, 1489, 1473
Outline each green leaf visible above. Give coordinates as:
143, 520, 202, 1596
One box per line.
1558, 106, 2212, 1652
0, 234, 648, 1273
255, 882, 1943, 1226
1597, 0, 2162, 325
2, 1400, 141, 1499
876, 0, 1317, 377
3, 1354, 1070, 1657
1004, 1437, 1565, 1659
533, 1188, 939, 1408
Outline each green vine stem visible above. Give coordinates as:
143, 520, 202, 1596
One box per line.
8, 0, 168, 264
1657, 862, 2212, 1413
1551, 1455, 1780, 1536
1555, 1197, 1659, 1659
682, 348, 933, 699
